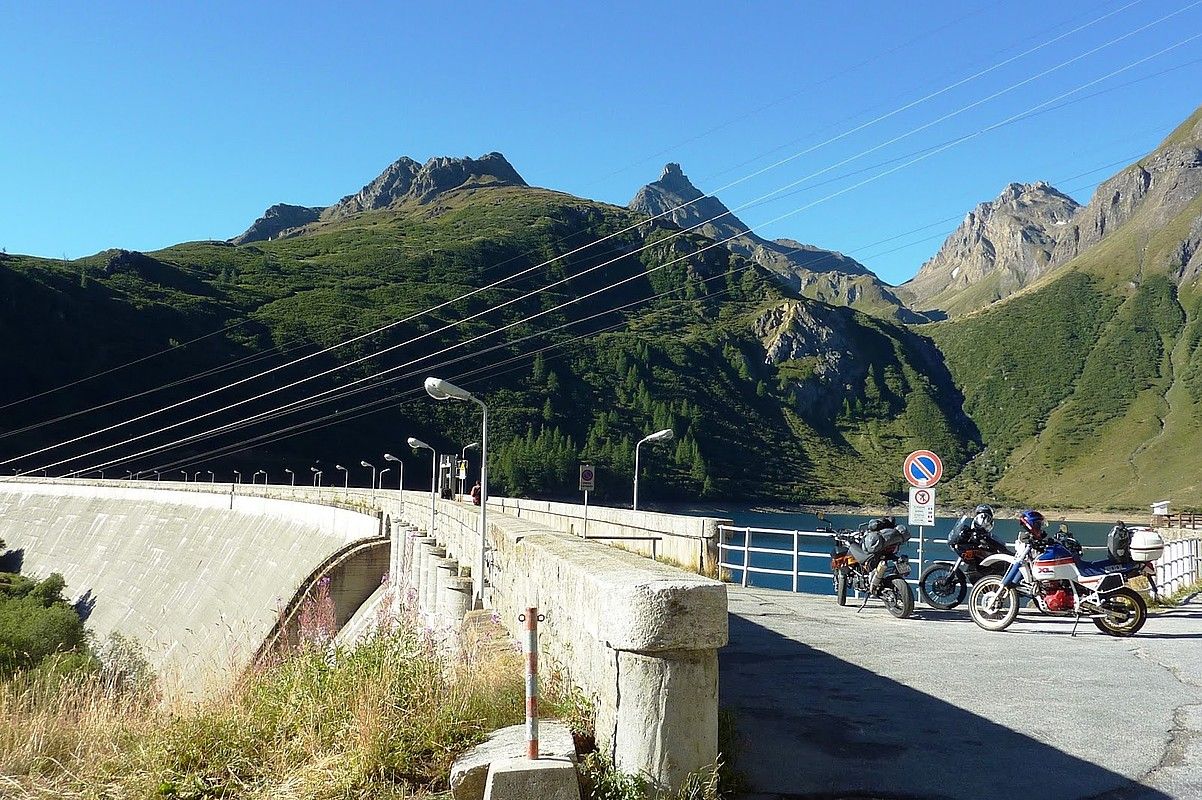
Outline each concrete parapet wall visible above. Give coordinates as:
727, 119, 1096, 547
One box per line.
0, 478, 382, 689
405, 495, 727, 791
487, 496, 731, 574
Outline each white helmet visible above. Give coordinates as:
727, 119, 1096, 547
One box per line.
972, 504, 994, 533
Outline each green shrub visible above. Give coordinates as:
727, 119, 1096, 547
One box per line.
0, 571, 89, 675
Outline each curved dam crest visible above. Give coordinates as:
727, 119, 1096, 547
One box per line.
0, 479, 382, 689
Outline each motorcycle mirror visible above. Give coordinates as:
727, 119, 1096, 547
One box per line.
1059, 523, 1068, 534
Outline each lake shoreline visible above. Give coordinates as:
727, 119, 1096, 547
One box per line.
665, 501, 1154, 526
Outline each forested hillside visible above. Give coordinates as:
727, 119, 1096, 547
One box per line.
0, 175, 973, 505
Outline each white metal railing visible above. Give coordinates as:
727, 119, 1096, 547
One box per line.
716, 525, 1199, 600
1156, 538, 1202, 597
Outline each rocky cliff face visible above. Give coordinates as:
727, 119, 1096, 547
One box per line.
630, 164, 919, 321
897, 182, 1080, 316
230, 204, 325, 245
231, 153, 527, 243
1050, 109, 1202, 277
322, 152, 527, 221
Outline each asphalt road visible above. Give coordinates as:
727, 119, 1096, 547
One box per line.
721, 586, 1202, 800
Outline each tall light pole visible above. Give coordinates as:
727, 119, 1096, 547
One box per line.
154, 470, 161, 481
634, 428, 674, 511
206, 470, 215, 483
336, 464, 348, 490
384, 453, 404, 492
379, 467, 390, 490
192, 470, 202, 483
285, 468, 295, 486
425, 376, 489, 607
311, 466, 322, 486
179, 470, 186, 482
361, 460, 376, 501
254, 470, 266, 485
125, 470, 134, 480
408, 437, 437, 540
233, 470, 242, 485
460, 441, 480, 498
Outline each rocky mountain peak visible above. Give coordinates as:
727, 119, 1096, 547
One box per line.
230, 203, 325, 245
896, 181, 1081, 316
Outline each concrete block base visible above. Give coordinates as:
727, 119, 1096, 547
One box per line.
450, 721, 575, 800
483, 757, 580, 800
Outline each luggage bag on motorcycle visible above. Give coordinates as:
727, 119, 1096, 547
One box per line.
861, 519, 911, 555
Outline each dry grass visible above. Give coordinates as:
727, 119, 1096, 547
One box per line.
0, 619, 525, 799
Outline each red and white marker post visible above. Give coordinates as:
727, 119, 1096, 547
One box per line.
523, 607, 540, 759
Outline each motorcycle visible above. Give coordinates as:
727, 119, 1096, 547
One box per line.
830, 518, 914, 619
967, 522, 1164, 636
918, 513, 1011, 610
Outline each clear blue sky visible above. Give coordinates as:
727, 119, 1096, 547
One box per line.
2, 0, 1200, 285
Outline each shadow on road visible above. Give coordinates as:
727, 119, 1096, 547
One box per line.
721, 611, 1169, 800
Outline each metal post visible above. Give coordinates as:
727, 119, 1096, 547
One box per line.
742, 526, 751, 588
792, 530, 799, 593
918, 525, 925, 595
583, 489, 589, 539
634, 440, 642, 511
430, 451, 437, 537
524, 607, 539, 760
479, 406, 489, 608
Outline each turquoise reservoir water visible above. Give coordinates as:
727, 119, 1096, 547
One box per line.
718, 508, 1127, 595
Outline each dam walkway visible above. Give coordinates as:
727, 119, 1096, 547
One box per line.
722, 585, 1202, 800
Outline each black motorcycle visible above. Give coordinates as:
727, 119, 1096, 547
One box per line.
918, 514, 1011, 610
830, 518, 914, 618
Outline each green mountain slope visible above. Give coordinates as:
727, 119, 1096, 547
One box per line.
932, 108, 1202, 509
0, 177, 974, 505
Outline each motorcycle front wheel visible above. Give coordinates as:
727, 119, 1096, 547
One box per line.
834, 567, 848, 606
881, 576, 914, 619
919, 563, 966, 610
968, 575, 1019, 631
1093, 587, 1147, 636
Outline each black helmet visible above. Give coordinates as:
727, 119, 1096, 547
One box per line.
972, 504, 994, 533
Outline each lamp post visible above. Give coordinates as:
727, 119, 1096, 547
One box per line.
192, 470, 202, 483
179, 470, 186, 482
285, 468, 295, 486
408, 437, 437, 540
336, 464, 348, 490
206, 470, 215, 483
254, 470, 266, 485
154, 470, 161, 481
125, 470, 134, 480
233, 470, 242, 485
633, 428, 674, 511
361, 460, 376, 501
384, 453, 404, 492
311, 466, 322, 487
379, 467, 390, 490
460, 441, 480, 498
425, 376, 489, 607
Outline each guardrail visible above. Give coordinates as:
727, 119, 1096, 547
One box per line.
717, 524, 1202, 601
1157, 512, 1202, 530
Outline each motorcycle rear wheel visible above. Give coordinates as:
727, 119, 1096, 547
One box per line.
1093, 587, 1147, 636
968, 575, 1019, 631
881, 576, 914, 619
919, 563, 966, 610
834, 567, 848, 606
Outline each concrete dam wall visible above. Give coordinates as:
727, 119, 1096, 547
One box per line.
0, 479, 383, 689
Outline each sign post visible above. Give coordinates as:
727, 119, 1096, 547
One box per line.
903, 450, 943, 601
579, 464, 595, 538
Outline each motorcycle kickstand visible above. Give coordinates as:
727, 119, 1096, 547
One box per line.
856, 592, 870, 613
1070, 611, 1082, 638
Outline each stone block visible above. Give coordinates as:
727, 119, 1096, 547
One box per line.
483, 757, 580, 800
450, 721, 575, 800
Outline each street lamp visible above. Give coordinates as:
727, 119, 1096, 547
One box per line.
126, 470, 134, 480
154, 470, 161, 481
284, 468, 295, 486
206, 470, 215, 483
336, 464, 348, 490
424, 376, 489, 606
460, 441, 480, 498
233, 470, 242, 484
361, 460, 376, 501
179, 470, 186, 482
408, 437, 437, 541
633, 428, 674, 511
254, 470, 266, 485
311, 466, 322, 486
379, 467, 391, 489
192, 471, 202, 483
384, 453, 404, 491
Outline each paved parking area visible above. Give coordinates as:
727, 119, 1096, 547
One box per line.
722, 587, 1202, 800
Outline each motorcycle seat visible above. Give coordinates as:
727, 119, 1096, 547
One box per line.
846, 541, 871, 563
1076, 559, 1122, 577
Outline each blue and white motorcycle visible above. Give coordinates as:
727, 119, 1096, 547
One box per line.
967, 523, 1157, 637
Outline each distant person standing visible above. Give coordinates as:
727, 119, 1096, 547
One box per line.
470, 481, 481, 506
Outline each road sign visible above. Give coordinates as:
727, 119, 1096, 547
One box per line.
903, 450, 943, 488
909, 486, 936, 526
579, 463, 595, 492
457, 460, 467, 481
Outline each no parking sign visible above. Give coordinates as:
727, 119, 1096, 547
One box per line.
903, 450, 943, 488
579, 464, 595, 492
